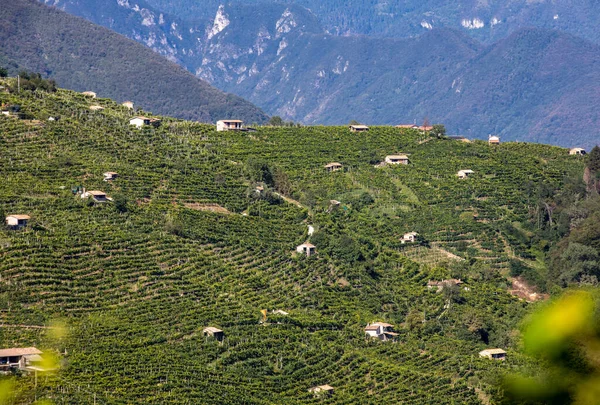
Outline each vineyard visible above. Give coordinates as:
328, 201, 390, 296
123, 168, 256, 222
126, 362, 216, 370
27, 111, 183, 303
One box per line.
0, 81, 583, 403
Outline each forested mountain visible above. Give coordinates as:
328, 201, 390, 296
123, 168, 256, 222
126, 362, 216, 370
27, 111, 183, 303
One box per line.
41, 0, 600, 148
140, 0, 600, 44
1, 79, 595, 404
0, 0, 268, 124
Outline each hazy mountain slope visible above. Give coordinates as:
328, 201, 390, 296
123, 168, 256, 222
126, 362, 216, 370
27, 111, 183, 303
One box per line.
143, 0, 600, 44
38, 0, 600, 147
1, 0, 268, 123
430, 29, 600, 146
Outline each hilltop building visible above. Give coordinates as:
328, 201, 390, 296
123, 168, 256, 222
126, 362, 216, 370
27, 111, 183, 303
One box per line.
81, 91, 96, 98
216, 120, 244, 132
570, 148, 586, 156
401, 232, 418, 244
479, 348, 506, 360
122, 101, 134, 109
385, 155, 409, 165
324, 162, 343, 172
457, 170, 474, 179
365, 322, 398, 341
81, 190, 109, 202
349, 124, 369, 132
130, 116, 161, 128
0, 347, 42, 371
103, 172, 118, 181
488, 135, 500, 145
5, 215, 30, 229
203, 327, 224, 341
296, 242, 316, 257
309, 385, 334, 396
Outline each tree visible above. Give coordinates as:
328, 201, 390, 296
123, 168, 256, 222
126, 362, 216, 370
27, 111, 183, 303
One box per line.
0, 67, 7, 78
269, 116, 284, 127
586, 146, 600, 173
431, 124, 446, 138
113, 194, 129, 213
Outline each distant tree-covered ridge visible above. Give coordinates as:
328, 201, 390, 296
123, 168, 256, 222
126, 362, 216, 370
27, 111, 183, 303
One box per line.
0, 0, 269, 124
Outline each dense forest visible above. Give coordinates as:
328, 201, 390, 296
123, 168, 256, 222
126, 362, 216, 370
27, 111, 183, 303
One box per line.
0, 78, 597, 404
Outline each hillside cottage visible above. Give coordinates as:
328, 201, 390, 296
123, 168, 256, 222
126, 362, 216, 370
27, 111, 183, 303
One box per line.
488, 135, 500, 145
216, 120, 244, 132
203, 327, 224, 341
569, 148, 586, 156
122, 101, 134, 109
324, 162, 343, 172
0, 347, 42, 371
479, 348, 506, 360
349, 124, 369, 132
296, 242, 316, 257
129, 116, 161, 128
401, 232, 418, 244
457, 170, 474, 179
103, 172, 118, 181
82, 91, 97, 98
89, 105, 104, 111
5, 215, 30, 229
385, 155, 409, 165
365, 322, 398, 341
81, 190, 109, 202
1, 111, 10, 116
309, 385, 334, 396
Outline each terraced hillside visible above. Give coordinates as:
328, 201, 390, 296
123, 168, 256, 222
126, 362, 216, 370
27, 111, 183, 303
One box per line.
0, 81, 584, 404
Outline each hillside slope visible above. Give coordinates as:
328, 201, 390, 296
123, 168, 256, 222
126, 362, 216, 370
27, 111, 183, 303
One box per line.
0, 0, 268, 124
0, 82, 586, 403
41, 1, 600, 148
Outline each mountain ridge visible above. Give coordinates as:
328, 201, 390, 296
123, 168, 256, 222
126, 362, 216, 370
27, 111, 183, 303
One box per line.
1, 0, 269, 124
35, 0, 600, 148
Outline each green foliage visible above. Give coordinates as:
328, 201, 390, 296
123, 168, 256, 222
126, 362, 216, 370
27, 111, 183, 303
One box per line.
268, 115, 284, 126
0, 85, 584, 404
0, 66, 7, 77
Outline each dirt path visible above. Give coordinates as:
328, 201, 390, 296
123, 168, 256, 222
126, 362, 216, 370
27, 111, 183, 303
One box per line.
509, 277, 548, 302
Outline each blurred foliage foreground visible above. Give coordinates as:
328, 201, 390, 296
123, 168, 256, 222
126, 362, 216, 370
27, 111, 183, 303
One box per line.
504, 289, 600, 404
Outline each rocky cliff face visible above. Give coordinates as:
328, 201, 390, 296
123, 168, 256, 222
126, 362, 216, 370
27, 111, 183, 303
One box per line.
40, 1, 600, 148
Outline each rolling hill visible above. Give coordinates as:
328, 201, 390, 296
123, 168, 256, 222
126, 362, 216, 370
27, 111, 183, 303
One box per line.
0, 0, 268, 124
38, 1, 600, 148
0, 79, 589, 404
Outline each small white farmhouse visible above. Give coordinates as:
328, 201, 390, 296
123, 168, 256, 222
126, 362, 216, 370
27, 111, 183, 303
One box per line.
216, 120, 244, 132
401, 232, 418, 244
457, 169, 474, 179
385, 155, 409, 165
5, 215, 31, 229
479, 348, 506, 360
296, 242, 316, 257
130, 116, 161, 128
569, 148, 586, 156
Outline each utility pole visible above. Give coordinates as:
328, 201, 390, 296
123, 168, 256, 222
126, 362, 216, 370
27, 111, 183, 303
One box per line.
17, 74, 20, 92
